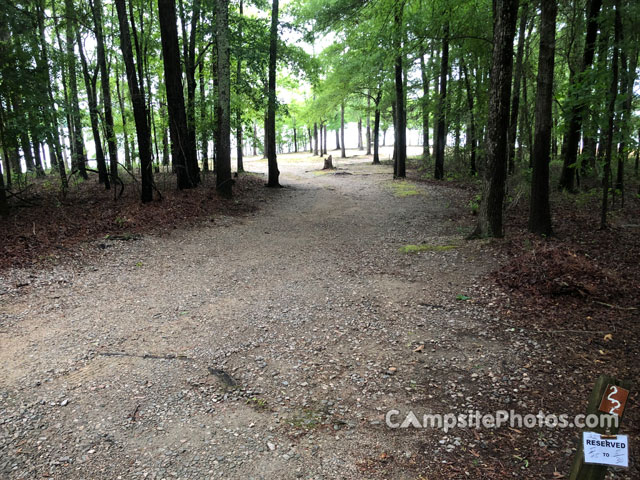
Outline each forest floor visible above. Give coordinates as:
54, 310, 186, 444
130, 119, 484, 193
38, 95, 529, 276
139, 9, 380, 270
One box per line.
1, 147, 639, 479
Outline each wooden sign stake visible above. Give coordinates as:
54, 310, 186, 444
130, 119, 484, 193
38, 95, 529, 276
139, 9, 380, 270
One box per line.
568, 374, 631, 480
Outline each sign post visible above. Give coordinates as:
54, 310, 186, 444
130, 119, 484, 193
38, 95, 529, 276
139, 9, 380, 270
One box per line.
568, 375, 631, 480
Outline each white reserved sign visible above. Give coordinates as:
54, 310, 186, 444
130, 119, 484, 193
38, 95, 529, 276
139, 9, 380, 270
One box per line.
583, 432, 629, 468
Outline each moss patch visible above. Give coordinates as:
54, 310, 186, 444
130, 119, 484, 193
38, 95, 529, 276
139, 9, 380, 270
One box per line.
399, 244, 458, 254
388, 180, 422, 197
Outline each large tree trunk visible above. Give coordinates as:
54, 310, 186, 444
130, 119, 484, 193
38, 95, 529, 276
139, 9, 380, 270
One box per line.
420, 54, 430, 160
529, 0, 557, 235
558, 0, 603, 191
473, 0, 519, 238
215, 0, 232, 195
91, 0, 118, 183
434, 24, 449, 180
340, 103, 346, 158
600, 1, 620, 229
393, 0, 406, 178
158, 0, 197, 189
115, 0, 153, 202
76, 27, 110, 188
507, 0, 528, 174
265, 0, 280, 187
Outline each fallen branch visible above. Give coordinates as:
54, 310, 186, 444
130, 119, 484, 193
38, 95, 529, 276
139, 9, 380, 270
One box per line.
594, 301, 637, 311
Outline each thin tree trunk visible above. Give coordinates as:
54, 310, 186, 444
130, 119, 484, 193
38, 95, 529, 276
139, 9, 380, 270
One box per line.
507, 0, 528, 174
77, 28, 110, 188
313, 122, 318, 155
559, 0, 603, 191
91, 0, 118, 183
393, 0, 406, 178
323, 123, 327, 155
373, 95, 381, 164
461, 59, 477, 176
335, 128, 340, 150
115, 0, 153, 202
473, 0, 519, 238
357, 118, 363, 150
115, 66, 132, 170
366, 94, 371, 155
199, 59, 209, 172
340, 103, 346, 158
236, 0, 244, 172
420, 54, 430, 160
215, 0, 232, 195
65, 0, 88, 179
529, 0, 556, 235
434, 24, 449, 180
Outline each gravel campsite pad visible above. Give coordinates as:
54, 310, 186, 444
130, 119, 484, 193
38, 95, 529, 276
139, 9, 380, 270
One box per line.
1, 151, 637, 479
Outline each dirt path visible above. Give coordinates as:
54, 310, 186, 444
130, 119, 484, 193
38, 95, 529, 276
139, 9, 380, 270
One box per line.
0, 152, 579, 479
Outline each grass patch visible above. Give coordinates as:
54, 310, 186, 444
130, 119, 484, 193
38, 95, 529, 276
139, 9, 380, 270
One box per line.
388, 180, 422, 197
399, 244, 458, 254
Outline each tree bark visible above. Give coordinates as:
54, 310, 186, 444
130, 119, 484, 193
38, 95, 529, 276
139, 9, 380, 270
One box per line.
91, 0, 118, 182
236, 0, 244, 172
115, 0, 153, 202
393, 0, 406, 178
313, 123, 318, 155
158, 0, 197, 189
366, 94, 371, 155
215, 0, 232, 195
420, 54, 430, 160
64, 0, 88, 179
340, 103, 346, 158
199, 58, 209, 172
507, 0, 528, 174
335, 128, 340, 150
265, 0, 280, 187
434, 24, 449, 180
461, 59, 477, 176
357, 118, 363, 150
529, 0, 556, 235
372, 90, 381, 164
600, 1, 620, 228
473, 0, 519, 238
76, 27, 110, 188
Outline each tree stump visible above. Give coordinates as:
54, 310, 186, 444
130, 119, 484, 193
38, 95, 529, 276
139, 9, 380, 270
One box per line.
323, 155, 334, 170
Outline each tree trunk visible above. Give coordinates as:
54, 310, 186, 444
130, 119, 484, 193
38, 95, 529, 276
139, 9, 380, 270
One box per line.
115, 66, 132, 170
558, 0, 603, 191
507, 0, 528, 174
393, 0, 406, 178
115, 0, 153, 202
265, 0, 280, 187
357, 118, 363, 150
65, 0, 88, 179
614, 44, 636, 207
472, 0, 519, 238
340, 103, 346, 158
323, 123, 327, 155
420, 54, 430, 160
215, 0, 232, 195
199, 58, 209, 172
600, 1, 620, 228
372, 91, 381, 164
313, 123, 318, 155
77, 28, 110, 188
91, 0, 118, 183
461, 59, 477, 176
159, 0, 198, 189
434, 24, 449, 180
529, 0, 556, 236
319, 123, 323, 158
236, 0, 244, 172
366, 94, 371, 155
335, 128, 340, 150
